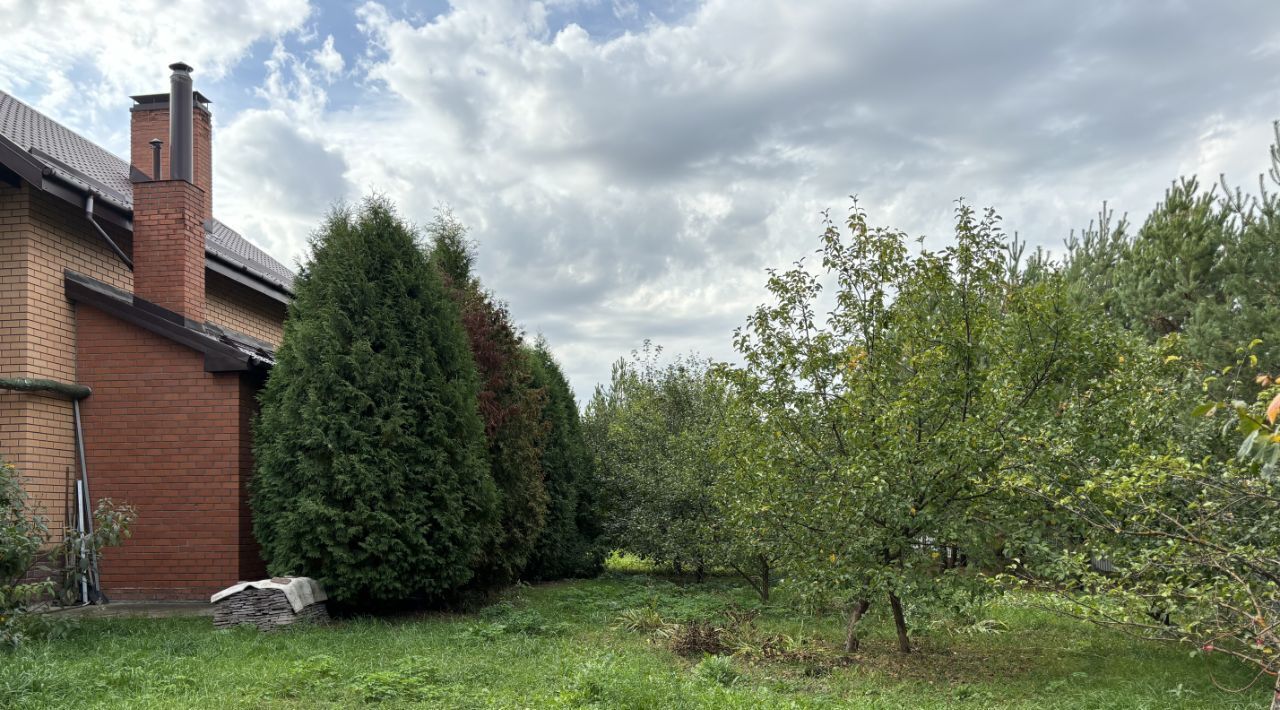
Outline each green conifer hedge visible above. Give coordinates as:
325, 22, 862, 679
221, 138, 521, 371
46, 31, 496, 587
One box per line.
524, 342, 605, 580
427, 213, 549, 587
251, 198, 497, 605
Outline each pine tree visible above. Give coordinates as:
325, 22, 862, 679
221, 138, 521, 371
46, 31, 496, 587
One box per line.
251, 197, 497, 605
524, 341, 605, 579
427, 211, 549, 587
1064, 125, 1280, 391
1113, 177, 1231, 341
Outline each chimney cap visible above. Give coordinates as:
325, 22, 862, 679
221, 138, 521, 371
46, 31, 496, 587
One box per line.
169, 61, 194, 73
149, 138, 163, 146
130, 92, 212, 110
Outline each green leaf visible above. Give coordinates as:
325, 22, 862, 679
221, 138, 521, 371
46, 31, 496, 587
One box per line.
1236, 429, 1260, 459
1190, 403, 1216, 418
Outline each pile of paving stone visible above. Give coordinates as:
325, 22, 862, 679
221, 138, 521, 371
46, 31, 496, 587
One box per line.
212, 578, 328, 631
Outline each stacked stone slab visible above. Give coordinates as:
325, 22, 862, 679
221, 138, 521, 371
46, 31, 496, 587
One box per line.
213, 586, 328, 631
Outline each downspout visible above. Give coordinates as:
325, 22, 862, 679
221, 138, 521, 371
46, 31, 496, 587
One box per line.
84, 193, 133, 271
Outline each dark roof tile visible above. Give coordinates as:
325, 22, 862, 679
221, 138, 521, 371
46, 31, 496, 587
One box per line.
206, 218, 295, 292
0, 90, 135, 199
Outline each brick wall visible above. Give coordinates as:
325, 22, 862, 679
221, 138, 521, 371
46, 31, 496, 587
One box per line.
206, 272, 286, 348
0, 185, 25, 379
76, 304, 264, 600
130, 108, 169, 181
0, 185, 28, 493
132, 179, 206, 321
195, 108, 212, 220
0, 184, 133, 539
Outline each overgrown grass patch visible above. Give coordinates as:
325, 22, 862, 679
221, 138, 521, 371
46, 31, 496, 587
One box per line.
0, 571, 1268, 709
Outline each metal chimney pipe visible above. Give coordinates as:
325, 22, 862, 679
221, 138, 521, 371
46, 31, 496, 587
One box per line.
168, 62, 194, 182
149, 139, 163, 180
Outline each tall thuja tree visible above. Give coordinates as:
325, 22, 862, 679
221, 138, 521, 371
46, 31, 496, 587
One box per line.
524, 340, 605, 580
252, 197, 497, 605
427, 211, 549, 587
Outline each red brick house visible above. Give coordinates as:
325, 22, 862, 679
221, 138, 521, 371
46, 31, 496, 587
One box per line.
0, 63, 295, 600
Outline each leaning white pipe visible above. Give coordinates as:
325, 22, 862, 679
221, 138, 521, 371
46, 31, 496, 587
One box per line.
76, 479, 89, 605
72, 399, 101, 602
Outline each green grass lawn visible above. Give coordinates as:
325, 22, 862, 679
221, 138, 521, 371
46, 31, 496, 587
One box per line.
1, 567, 1270, 709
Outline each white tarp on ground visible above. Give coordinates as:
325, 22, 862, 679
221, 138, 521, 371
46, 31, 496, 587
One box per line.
210, 577, 327, 613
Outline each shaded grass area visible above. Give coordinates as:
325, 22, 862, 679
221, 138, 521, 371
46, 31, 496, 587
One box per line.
1, 569, 1269, 709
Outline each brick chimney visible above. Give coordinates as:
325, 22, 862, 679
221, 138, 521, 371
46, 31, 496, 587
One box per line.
129, 69, 213, 221
129, 63, 208, 322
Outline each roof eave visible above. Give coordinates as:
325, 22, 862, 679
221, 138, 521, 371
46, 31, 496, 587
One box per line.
64, 270, 268, 373
206, 251, 294, 304
0, 133, 47, 186
0, 138, 135, 230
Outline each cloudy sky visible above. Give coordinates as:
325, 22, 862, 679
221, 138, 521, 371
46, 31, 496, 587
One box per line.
3, 0, 1279, 399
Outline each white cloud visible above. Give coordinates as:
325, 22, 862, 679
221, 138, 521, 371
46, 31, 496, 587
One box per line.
312, 35, 346, 79
612, 0, 639, 21
4, 0, 1279, 398
256, 41, 330, 119
215, 109, 353, 268
320, 0, 1280, 396
0, 0, 312, 146
215, 41, 353, 264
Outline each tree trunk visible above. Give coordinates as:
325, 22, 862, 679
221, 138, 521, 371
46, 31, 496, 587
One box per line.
758, 556, 770, 603
673, 559, 683, 576
888, 592, 910, 654
695, 563, 706, 584
1271, 672, 1279, 710
730, 560, 767, 602
843, 599, 871, 653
